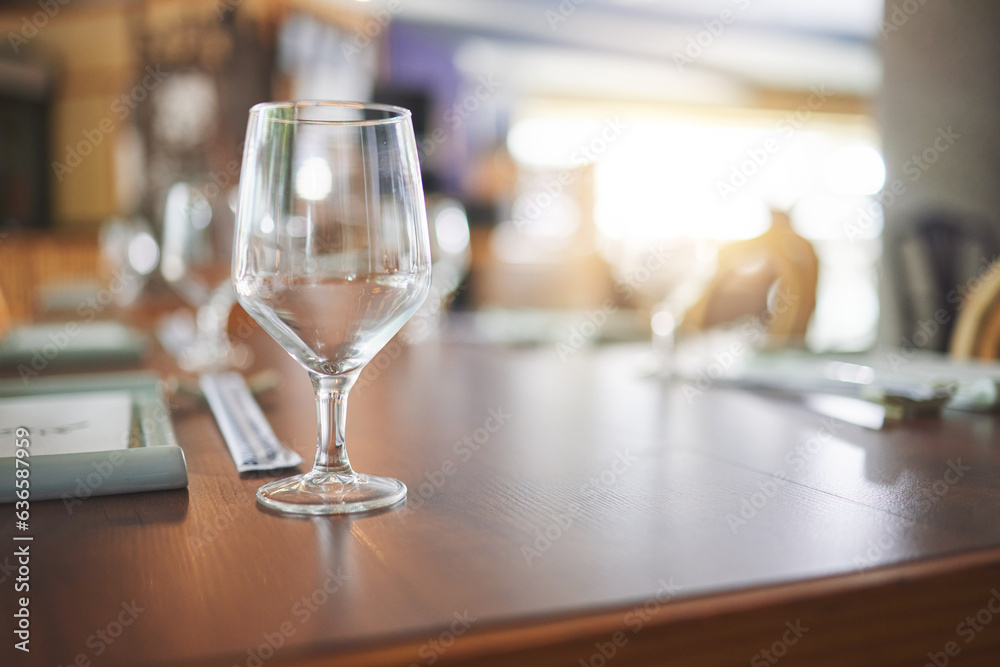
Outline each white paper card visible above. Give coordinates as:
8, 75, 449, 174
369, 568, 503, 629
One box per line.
0, 391, 133, 456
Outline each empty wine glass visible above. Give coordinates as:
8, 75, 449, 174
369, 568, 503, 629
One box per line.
401, 194, 471, 344
98, 216, 160, 307
159, 181, 246, 372
606, 236, 717, 376
233, 101, 432, 515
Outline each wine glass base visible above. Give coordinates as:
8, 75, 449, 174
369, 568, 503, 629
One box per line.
256, 470, 407, 515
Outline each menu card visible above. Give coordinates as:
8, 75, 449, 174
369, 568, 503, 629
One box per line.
0, 374, 188, 503
0, 391, 133, 456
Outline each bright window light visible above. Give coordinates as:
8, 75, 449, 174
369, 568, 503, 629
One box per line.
824, 144, 885, 195
506, 104, 882, 351
592, 122, 777, 243
286, 216, 309, 237
295, 157, 333, 201
127, 232, 159, 275
507, 117, 617, 169
435, 206, 471, 255
507, 111, 881, 247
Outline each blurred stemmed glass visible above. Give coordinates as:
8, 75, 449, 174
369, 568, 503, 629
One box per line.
401, 194, 470, 343
233, 101, 432, 515
159, 181, 249, 372
98, 217, 160, 308
606, 235, 718, 375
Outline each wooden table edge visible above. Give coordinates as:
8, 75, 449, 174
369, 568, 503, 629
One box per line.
178, 546, 1000, 667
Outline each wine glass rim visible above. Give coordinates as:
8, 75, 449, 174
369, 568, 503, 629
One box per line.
251, 100, 412, 126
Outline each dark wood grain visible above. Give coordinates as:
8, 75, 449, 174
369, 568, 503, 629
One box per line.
6, 316, 1000, 666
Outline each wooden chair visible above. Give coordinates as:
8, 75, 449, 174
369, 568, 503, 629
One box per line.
0, 233, 100, 323
682, 209, 818, 346
948, 256, 1000, 359
883, 212, 1000, 353
0, 285, 10, 340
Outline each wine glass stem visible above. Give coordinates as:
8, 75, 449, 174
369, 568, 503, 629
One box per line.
197, 284, 235, 344
311, 373, 356, 475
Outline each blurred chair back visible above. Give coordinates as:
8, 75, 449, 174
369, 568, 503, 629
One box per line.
949, 256, 1000, 359
0, 234, 100, 323
0, 285, 10, 339
887, 212, 1000, 353
682, 210, 818, 346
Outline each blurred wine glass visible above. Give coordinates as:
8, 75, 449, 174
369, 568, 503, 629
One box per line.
606, 235, 718, 375
158, 181, 249, 372
401, 194, 471, 343
98, 216, 160, 307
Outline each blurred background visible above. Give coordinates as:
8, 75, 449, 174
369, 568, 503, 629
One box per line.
1, 0, 998, 361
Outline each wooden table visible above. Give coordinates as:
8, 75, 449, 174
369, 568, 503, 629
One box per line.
6, 321, 1000, 666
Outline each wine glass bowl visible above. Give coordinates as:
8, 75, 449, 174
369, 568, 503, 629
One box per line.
160, 182, 218, 307
159, 181, 247, 372
233, 101, 432, 515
